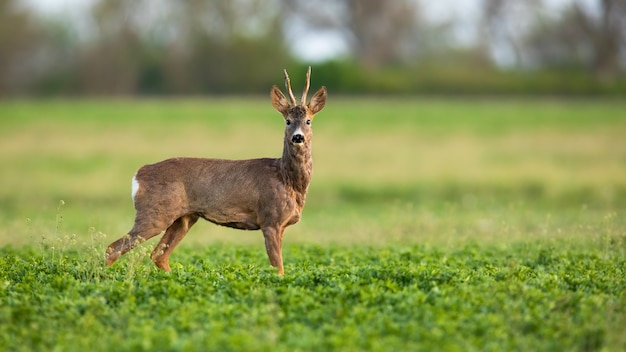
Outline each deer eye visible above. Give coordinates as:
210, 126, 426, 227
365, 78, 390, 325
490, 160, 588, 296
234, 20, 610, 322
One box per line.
306, 119, 311, 125
286, 120, 291, 126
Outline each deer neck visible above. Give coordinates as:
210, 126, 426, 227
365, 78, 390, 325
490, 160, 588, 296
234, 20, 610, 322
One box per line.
280, 139, 312, 195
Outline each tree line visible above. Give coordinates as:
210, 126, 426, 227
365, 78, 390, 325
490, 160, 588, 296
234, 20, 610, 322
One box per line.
1, 0, 625, 96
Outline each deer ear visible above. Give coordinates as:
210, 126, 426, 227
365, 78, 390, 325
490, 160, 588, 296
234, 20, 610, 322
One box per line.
271, 85, 290, 114
308, 86, 327, 114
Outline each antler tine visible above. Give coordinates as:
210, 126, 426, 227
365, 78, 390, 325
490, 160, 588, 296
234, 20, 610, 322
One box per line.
283, 69, 298, 106
301, 66, 311, 106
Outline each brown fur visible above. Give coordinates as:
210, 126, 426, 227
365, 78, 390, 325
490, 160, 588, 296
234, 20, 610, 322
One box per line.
105, 68, 327, 275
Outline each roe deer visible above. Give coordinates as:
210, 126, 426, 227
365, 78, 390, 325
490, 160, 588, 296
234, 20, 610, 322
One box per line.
105, 67, 326, 275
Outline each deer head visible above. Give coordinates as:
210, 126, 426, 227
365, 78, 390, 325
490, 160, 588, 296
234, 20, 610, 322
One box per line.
271, 67, 327, 147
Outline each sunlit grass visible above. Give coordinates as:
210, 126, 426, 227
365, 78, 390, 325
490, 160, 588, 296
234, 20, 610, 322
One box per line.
0, 98, 625, 249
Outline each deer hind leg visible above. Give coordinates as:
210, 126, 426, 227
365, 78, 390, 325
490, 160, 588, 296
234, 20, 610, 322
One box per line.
151, 214, 199, 272
262, 226, 285, 275
105, 214, 174, 266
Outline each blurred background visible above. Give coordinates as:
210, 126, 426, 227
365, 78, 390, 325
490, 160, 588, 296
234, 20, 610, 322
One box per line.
2, 0, 625, 97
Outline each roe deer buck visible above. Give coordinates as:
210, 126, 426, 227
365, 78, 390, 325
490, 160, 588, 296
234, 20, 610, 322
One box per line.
105, 67, 326, 275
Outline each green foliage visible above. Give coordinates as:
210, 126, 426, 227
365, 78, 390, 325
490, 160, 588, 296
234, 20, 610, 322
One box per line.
1, 243, 625, 351
305, 61, 626, 95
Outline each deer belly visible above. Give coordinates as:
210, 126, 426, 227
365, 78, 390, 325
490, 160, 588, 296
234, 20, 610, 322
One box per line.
199, 213, 260, 230
218, 221, 260, 230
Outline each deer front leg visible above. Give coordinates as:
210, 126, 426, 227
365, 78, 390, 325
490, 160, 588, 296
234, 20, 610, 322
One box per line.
262, 226, 284, 275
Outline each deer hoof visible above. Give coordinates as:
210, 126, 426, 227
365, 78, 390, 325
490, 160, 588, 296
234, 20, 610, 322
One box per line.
153, 258, 171, 272
105, 249, 119, 266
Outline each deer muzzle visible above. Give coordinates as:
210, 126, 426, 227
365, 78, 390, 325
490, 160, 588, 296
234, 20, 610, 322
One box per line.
291, 134, 305, 144
291, 126, 306, 145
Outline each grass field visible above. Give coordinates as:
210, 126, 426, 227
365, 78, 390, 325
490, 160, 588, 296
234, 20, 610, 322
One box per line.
1, 97, 625, 351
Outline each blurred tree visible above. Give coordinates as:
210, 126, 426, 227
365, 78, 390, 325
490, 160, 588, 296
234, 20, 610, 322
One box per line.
481, 0, 543, 67
0, 0, 43, 94
523, 0, 625, 79
79, 0, 143, 94
282, 0, 425, 67
164, 0, 290, 94
62, 0, 289, 95
344, 0, 421, 67
579, 0, 625, 79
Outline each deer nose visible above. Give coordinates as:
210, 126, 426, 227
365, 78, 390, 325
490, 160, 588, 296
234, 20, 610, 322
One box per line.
292, 134, 305, 144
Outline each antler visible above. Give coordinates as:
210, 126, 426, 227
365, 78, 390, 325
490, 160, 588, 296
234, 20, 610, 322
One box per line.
283, 69, 298, 106
301, 66, 311, 106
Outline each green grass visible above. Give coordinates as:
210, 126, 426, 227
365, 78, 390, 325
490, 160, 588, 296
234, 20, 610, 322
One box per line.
1, 243, 625, 351
1, 97, 625, 351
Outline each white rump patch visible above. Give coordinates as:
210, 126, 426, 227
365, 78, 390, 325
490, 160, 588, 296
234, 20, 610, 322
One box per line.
131, 175, 140, 200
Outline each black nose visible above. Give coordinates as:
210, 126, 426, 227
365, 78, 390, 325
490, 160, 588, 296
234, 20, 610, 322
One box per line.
292, 134, 305, 144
